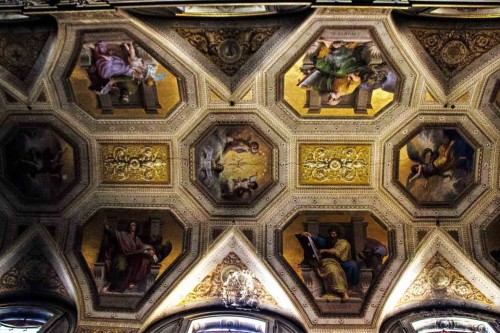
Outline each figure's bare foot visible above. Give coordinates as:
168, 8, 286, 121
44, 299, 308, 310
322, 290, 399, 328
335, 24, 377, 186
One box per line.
341, 292, 349, 302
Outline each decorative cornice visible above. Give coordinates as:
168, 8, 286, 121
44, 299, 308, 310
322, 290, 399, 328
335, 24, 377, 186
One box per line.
77, 328, 137, 333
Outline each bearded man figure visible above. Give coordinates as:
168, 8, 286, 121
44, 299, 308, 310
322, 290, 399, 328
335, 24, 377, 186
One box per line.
300, 226, 360, 302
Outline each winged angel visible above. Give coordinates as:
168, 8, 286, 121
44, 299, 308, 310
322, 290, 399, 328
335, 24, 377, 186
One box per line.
404, 129, 473, 201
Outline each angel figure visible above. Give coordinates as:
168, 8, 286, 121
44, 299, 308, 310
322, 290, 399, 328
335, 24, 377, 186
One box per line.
405, 131, 472, 191
220, 176, 258, 200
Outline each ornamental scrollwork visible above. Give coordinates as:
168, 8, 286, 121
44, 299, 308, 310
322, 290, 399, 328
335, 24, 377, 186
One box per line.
180, 252, 277, 307
0, 248, 69, 298
101, 144, 169, 183
175, 27, 279, 77
299, 144, 370, 185
398, 253, 492, 305
411, 28, 500, 77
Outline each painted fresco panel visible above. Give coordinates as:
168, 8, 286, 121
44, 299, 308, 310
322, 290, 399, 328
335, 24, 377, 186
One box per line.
2, 126, 76, 202
193, 125, 274, 205
69, 38, 180, 118
284, 29, 397, 117
282, 212, 389, 314
397, 128, 475, 205
80, 209, 184, 307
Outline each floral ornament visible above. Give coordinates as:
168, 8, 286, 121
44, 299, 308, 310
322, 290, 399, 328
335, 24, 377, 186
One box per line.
102, 145, 169, 183
398, 253, 492, 305
300, 145, 370, 185
411, 28, 500, 77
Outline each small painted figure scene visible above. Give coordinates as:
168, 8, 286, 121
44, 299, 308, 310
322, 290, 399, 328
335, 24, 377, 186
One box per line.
284, 29, 397, 117
194, 125, 273, 205
80, 209, 184, 307
2, 126, 76, 202
485, 216, 500, 267
69, 35, 180, 118
283, 212, 389, 314
398, 128, 475, 205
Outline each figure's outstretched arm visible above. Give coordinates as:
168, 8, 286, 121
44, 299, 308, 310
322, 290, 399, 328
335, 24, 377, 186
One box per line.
407, 165, 423, 184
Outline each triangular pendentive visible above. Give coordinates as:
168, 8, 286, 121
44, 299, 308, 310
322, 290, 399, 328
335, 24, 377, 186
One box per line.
175, 27, 279, 77
423, 87, 439, 103
145, 228, 301, 328
411, 28, 500, 78
180, 251, 278, 307
0, 247, 70, 298
456, 91, 471, 104
0, 28, 51, 81
381, 229, 500, 322
0, 224, 77, 302
398, 252, 491, 305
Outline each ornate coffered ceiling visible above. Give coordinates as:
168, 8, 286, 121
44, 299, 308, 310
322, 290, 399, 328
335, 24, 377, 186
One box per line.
0, 5, 499, 333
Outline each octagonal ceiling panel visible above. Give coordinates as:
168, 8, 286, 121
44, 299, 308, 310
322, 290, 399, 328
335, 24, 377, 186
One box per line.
3, 126, 76, 200
479, 69, 500, 132
484, 215, 500, 271
182, 112, 287, 217
65, 191, 201, 320
79, 208, 185, 309
396, 128, 475, 206
193, 124, 274, 206
264, 194, 406, 326
0, 115, 89, 213
282, 211, 390, 315
51, 15, 198, 134
264, 9, 417, 135
384, 115, 493, 217
68, 36, 180, 119
283, 29, 398, 118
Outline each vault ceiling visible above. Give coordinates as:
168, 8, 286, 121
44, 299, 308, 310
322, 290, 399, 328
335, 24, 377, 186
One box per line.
0, 6, 499, 333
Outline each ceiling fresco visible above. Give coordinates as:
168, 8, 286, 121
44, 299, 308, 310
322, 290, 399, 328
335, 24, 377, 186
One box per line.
0, 115, 89, 213
0, 6, 499, 333
193, 124, 274, 205
283, 29, 397, 118
282, 212, 390, 314
69, 36, 180, 119
396, 127, 475, 206
2, 125, 77, 201
79, 209, 185, 309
